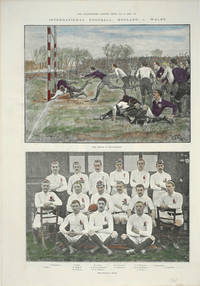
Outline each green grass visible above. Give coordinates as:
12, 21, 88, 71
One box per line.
26, 232, 189, 262
25, 77, 190, 143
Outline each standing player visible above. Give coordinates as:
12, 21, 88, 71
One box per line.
136, 61, 156, 104
83, 66, 120, 102
46, 160, 68, 218
153, 62, 164, 80
58, 200, 89, 254
90, 180, 114, 214
130, 158, 150, 197
111, 64, 130, 95
158, 180, 184, 249
150, 160, 171, 209
89, 159, 111, 196
88, 197, 118, 255
67, 181, 89, 215
111, 181, 131, 226
32, 179, 63, 244
67, 161, 89, 195
121, 201, 155, 255
127, 184, 156, 226
110, 158, 129, 195
170, 58, 190, 117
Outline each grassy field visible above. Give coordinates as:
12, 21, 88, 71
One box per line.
25, 77, 190, 143
26, 232, 189, 262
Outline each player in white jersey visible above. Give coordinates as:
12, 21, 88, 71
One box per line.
127, 184, 156, 226
121, 201, 155, 255
32, 179, 63, 243
158, 180, 184, 249
150, 160, 171, 209
111, 181, 131, 225
58, 200, 89, 254
46, 160, 68, 218
110, 158, 129, 195
67, 161, 89, 195
130, 158, 150, 197
88, 197, 118, 255
90, 180, 113, 213
67, 181, 89, 215
89, 159, 111, 196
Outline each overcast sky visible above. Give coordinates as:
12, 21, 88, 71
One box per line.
25, 25, 190, 60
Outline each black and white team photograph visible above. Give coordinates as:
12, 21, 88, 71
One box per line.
26, 151, 189, 262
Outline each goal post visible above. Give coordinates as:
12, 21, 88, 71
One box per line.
47, 26, 57, 101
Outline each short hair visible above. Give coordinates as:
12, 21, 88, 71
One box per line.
154, 89, 162, 97
137, 158, 145, 164
51, 160, 59, 166
73, 180, 82, 188
142, 61, 147, 67
90, 66, 96, 70
96, 180, 105, 187
71, 200, 81, 206
135, 201, 144, 206
97, 197, 107, 204
154, 61, 160, 66
166, 180, 175, 187
136, 184, 144, 190
41, 179, 50, 184
112, 63, 117, 68
94, 159, 102, 165
115, 158, 123, 164
170, 58, 177, 65
73, 161, 80, 167
116, 180, 125, 186
156, 159, 164, 165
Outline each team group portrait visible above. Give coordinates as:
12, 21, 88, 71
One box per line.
26, 152, 189, 262
25, 25, 190, 143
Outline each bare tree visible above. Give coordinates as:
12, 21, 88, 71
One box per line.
151, 49, 163, 57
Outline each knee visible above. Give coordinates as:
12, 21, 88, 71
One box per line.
111, 231, 118, 239
121, 218, 127, 225
114, 217, 120, 224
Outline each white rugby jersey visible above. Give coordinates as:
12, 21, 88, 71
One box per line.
60, 212, 88, 234
130, 169, 150, 196
110, 169, 129, 188
127, 213, 152, 237
46, 173, 68, 193
150, 171, 171, 191
90, 193, 114, 213
158, 191, 183, 214
89, 171, 111, 195
136, 66, 156, 79
67, 173, 89, 195
67, 193, 89, 213
35, 191, 62, 212
111, 192, 131, 213
89, 210, 113, 234
128, 194, 154, 214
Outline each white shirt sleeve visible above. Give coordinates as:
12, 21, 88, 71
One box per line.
168, 194, 183, 210
100, 214, 113, 234
35, 193, 43, 208
150, 174, 162, 191
139, 216, 152, 237
51, 192, 62, 206
89, 214, 102, 232
56, 176, 68, 192
127, 216, 140, 237
59, 216, 70, 233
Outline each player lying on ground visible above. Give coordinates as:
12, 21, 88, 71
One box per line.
51, 79, 91, 100
99, 89, 176, 125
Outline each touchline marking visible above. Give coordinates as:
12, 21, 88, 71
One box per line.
27, 100, 52, 142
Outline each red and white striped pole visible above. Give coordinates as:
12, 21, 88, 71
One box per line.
54, 26, 57, 93
47, 26, 51, 101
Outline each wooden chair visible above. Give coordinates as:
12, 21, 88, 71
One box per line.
156, 207, 176, 243
40, 206, 59, 249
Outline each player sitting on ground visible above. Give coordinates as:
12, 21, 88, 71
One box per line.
58, 200, 89, 254
127, 184, 156, 227
121, 201, 155, 255
88, 197, 118, 255
51, 79, 90, 100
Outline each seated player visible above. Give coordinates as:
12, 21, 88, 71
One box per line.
46, 160, 68, 218
88, 197, 118, 255
67, 161, 89, 195
32, 179, 63, 244
110, 158, 129, 195
157, 180, 184, 249
58, 200, 89, 254
51, 79, 90, 100
89, 159, 111, 196
127, 184, 156, 227
121, 201, 155, 255
67, 181, 89, 215
90, 180, 114, 214
111, 181, 131, 226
